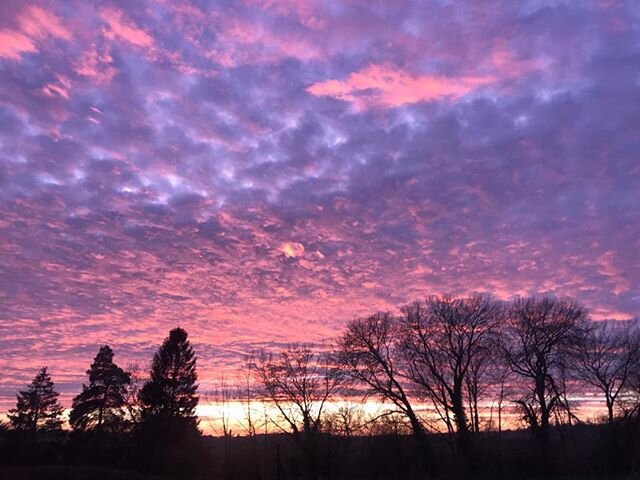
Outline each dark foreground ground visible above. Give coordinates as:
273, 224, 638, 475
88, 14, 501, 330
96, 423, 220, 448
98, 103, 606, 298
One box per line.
0, 466, 163, 480
0, 421, 639, 479
0, 466, 638, 480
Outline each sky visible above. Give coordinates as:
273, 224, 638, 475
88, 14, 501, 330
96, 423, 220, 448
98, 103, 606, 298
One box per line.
0, 0, 639, 413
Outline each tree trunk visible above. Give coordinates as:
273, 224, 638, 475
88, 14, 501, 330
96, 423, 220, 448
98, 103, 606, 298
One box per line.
606, 395, 615, 425
451, 385, 475, 473
533, 376, 552, 471
406, 408, 438, 478
539, 403, 552, 469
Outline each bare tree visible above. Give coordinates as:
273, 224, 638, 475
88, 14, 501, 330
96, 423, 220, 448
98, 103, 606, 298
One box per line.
205, 377, 237, 480
621, 344, 640, 421
238, 360, 262, 480
338, 313, 424, 434
500, 296, 587, 459
124, 363, 145, 428
203, 377, 234, 438
323, 402, 365, 437
253, 344, 342, 480
466, 342, 495, 433
575, 319, 640, 424
240, 360, 258, 438
338, 312, 437, 476
486, 360, 513, 463
399, 295, 502, 464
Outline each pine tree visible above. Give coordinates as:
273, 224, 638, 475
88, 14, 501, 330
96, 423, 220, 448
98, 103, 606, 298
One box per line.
139, 327, 199, 430
8, 367, 64, 432
69, 345, 131, 432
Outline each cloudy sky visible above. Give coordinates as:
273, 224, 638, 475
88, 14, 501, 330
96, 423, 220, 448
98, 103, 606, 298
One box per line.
0, 0, 639, 409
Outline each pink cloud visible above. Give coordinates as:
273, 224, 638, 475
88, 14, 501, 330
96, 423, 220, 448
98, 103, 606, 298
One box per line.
0, 0, 637, 427
489, 43, 545, 79
597, 251, 631, 296
0, 30, 36, 59
40, 74, 72, 99
307, 64, 493, 109
18, 5, 72, 41
73, 45, 118, 84
207, 14, 324, 67
245, 0, 326, 29
101, 7, 155, 48
0, 6, 71, 60
98, 6, 209, 77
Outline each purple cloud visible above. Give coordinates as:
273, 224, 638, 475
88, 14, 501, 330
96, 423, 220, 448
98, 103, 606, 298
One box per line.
0, 0, 639, 414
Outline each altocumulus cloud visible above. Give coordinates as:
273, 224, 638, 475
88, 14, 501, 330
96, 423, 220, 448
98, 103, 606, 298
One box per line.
0, 0, 639, 410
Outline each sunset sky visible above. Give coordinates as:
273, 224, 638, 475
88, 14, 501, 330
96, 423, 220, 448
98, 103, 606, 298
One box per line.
0, 0, 639, 413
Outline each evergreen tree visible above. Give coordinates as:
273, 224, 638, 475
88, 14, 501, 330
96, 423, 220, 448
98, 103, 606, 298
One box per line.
69, 345, 131, 432
8, 367, 64, 432
139, 327, 199, 430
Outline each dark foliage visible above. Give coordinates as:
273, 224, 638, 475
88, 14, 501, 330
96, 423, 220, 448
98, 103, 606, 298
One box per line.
133, 328, 201, 475
8, 367, 64, 432
69, 345, 131, 433
139, 327, 199, 431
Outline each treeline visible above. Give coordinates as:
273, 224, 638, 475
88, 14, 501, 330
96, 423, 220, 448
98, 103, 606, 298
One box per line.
2, 295, 640, 479
6, 327, 198, 435
249, 295, 640, 478
1, 327, 204, 476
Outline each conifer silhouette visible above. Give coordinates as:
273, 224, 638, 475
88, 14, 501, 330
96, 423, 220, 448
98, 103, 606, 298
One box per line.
69, 345, 131, 432
8, 367, 63, 432
139, 327, 199, 430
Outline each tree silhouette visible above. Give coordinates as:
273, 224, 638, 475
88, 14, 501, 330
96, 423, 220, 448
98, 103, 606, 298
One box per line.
253, 344, 342, 479
500, 296, 587, 462
399, 295, 502, 466
574, 319, 640, 424
69, 345, 131, 432
339, 313, 424, 435
338, 312, 438, 477
8, 367, 63, 432
123, 363, 145, 427
139, 327, 199, 431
